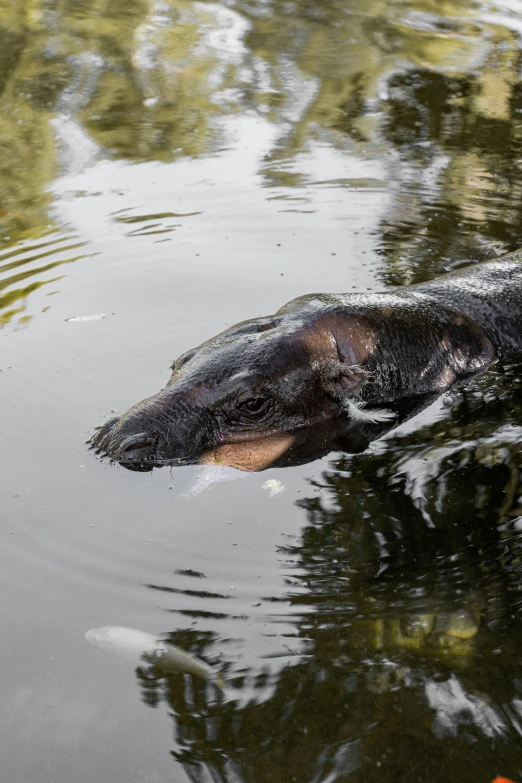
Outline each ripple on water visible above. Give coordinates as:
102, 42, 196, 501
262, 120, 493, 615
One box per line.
0, 228, 94, 326
0, 464, 305, 670
111, 208, 203, 238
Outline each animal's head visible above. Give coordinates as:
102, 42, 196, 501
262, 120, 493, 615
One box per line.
91, 300, 394, 471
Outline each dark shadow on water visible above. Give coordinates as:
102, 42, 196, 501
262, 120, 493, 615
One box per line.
136, 359, 522, 782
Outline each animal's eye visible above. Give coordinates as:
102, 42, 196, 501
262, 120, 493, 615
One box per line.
237, 397, 269, 415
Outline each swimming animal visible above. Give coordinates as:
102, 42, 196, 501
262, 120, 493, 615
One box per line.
92, 252, 522, 472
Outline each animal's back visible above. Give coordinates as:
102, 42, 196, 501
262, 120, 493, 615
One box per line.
413, 251, 522, 357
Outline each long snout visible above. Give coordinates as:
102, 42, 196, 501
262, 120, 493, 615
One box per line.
90, 390, 209, 469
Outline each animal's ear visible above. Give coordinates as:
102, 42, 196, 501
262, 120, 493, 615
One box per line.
320, 360, 368, 398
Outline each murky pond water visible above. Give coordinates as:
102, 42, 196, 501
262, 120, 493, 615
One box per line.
3, 0, 522, 780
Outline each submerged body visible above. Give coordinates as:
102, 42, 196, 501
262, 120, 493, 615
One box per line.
92, 252, 522, 471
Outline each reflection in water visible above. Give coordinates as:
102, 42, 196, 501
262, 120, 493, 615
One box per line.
0, 230, 90, 325
381, 64, 522, 284
2, 0, 522, 322
132, 360, 522, 781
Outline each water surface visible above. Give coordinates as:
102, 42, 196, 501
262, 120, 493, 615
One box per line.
2, 0, 522, 780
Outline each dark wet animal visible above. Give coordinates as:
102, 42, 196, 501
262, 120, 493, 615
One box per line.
92, 252, 522, 471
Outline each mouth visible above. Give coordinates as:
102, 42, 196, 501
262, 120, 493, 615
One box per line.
114, 432, 159, 472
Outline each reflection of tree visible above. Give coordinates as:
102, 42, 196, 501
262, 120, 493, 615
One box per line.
76, 0, 221, 161
0, 0, 224, 323
0, 3, 61, 238
3, 0, 522, 323
135, 361, 522, 782
238, 0, 498, 179
236, 0, 522, 283
380, 56, 522, 284
0, 0, 517, 221
0, 4, 80, 323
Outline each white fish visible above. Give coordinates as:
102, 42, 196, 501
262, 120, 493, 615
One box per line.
66, 313, 106, 322
85, 626, 220, 682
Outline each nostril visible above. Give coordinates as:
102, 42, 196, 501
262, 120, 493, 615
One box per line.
117, 433, 158, 455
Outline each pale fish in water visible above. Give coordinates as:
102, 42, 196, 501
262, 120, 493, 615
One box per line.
85, 626, 220, 683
